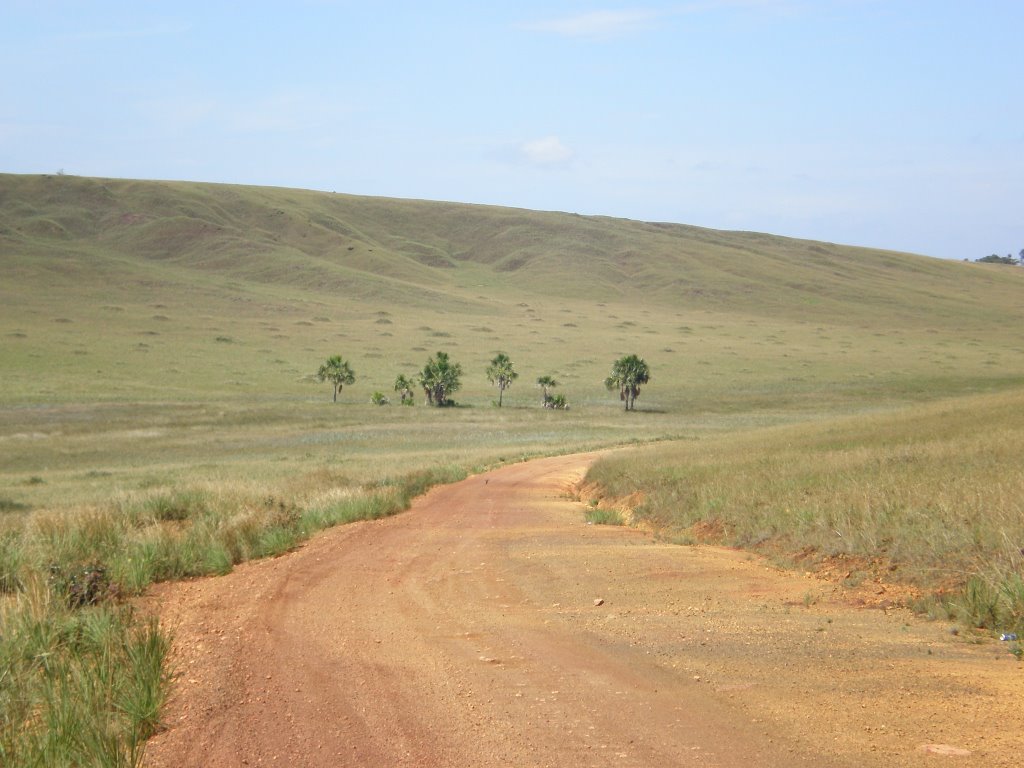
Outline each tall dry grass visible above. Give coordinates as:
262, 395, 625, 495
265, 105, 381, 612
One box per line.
586, 390, 1024, 633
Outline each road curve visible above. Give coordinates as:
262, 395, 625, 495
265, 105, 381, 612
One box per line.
144, 452, 1019, 767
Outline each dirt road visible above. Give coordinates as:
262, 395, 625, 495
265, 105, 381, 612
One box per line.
144, 453, 1021, 767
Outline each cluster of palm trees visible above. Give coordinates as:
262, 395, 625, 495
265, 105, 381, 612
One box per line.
416, 350, 463, 407
317, 351, 651, 411
536, 375, 566, 409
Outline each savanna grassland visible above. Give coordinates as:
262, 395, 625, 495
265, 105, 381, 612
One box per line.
4, 173, 1023, 508
2, 172, 1024, 765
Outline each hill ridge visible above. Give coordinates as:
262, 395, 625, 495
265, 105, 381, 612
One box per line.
5, 172, 1018, 329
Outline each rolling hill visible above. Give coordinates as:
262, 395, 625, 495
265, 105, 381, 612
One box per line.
2, 171, 1023, 413
4, 173, 1020, 320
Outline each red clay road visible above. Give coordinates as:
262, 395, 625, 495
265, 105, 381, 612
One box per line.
143, 452, 1023, 767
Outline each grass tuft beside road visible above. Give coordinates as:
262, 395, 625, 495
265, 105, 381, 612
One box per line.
0, 584, 167, 768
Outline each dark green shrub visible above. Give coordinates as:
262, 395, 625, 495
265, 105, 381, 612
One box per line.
48, 562, 117, 608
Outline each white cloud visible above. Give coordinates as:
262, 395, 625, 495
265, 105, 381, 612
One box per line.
519, 9, 659, 39
519, 136, 574, 166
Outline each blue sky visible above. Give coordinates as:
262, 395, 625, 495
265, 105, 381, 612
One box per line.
2, 1, 1021, 260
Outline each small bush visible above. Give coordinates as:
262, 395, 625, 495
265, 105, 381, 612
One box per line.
263, 496, 301, 528
48, 562, 117, 608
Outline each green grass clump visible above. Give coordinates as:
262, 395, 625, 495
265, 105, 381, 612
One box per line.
585, 507, 625, 526
0, 582, 168, 768
0, 530, 24, 593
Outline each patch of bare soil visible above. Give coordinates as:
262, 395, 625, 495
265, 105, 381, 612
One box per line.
142, 453, 1022, 767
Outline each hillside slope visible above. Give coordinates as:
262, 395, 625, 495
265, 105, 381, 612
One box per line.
3, 173, 1020, 326
2, 172, 1023, 409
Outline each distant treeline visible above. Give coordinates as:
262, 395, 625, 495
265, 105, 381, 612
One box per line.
971, 249, 1023, 265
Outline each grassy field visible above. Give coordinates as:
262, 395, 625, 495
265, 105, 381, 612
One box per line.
2, 172, 1024, 764
585, 389, 1024, 634
4, 173, 1023, 515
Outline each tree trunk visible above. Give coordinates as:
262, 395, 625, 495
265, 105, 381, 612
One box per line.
333, 385, 338, 403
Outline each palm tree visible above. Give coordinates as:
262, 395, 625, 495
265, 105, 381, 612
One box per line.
486, 352, 518, 407
536, 375, 558, 406
418, 351, 463, 407
316, 355, 355, 402
393, 374, 415, 405
605, 354, 650, 411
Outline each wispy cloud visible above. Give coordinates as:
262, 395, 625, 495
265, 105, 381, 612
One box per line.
51, 21, 192, 45
518, 136, 574, 167
518, 9, 660, 40
519, 1, 834, 40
